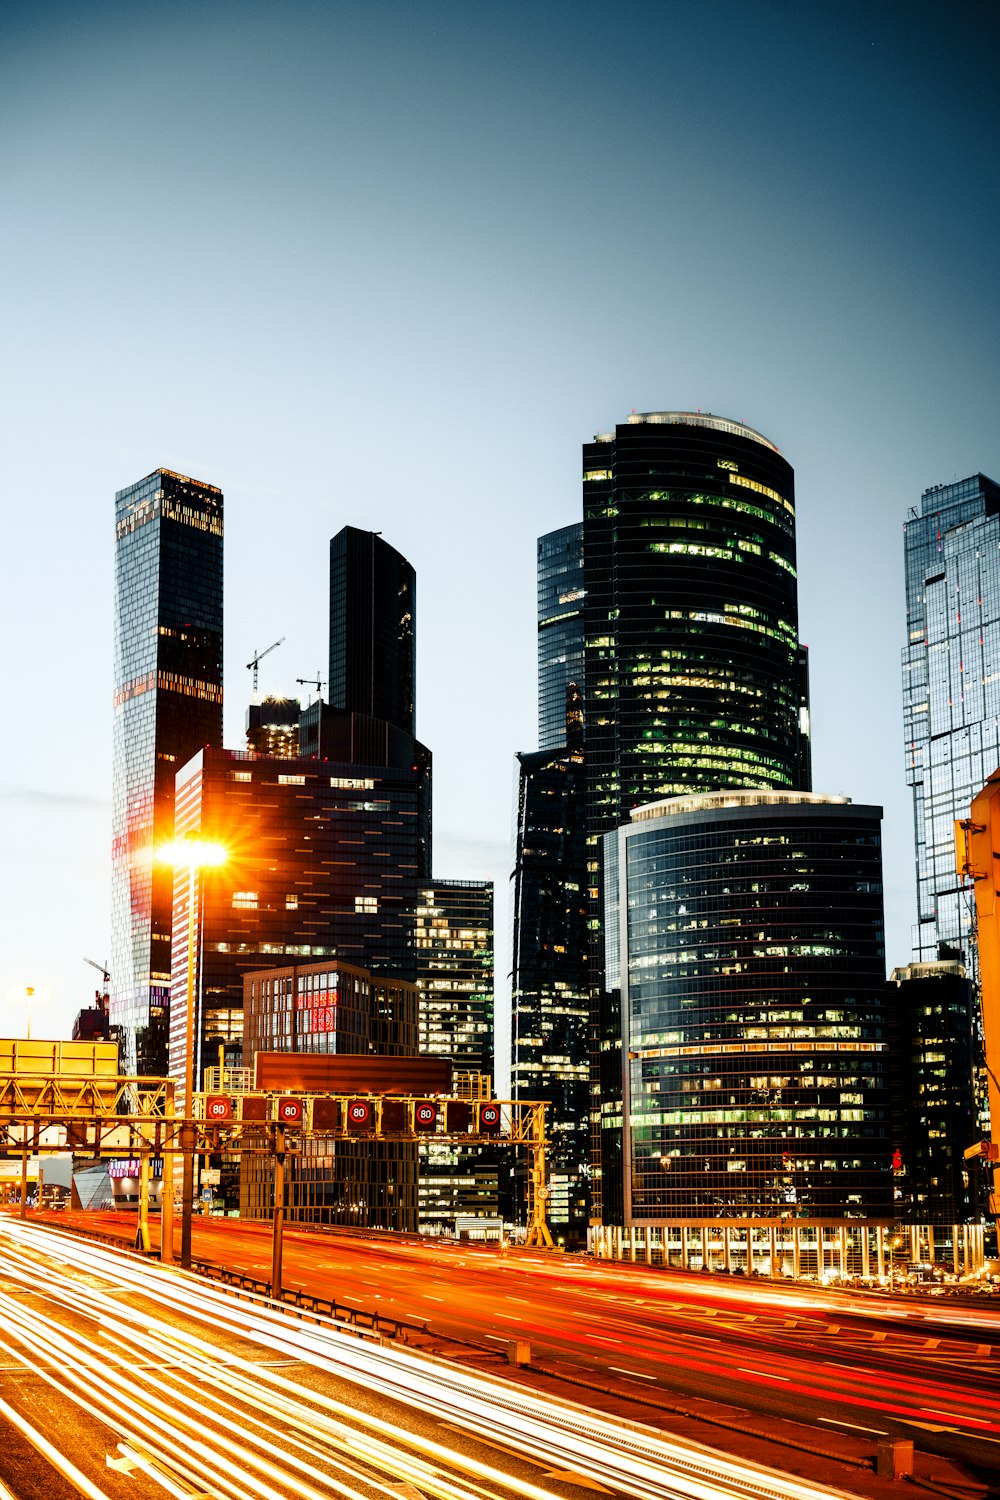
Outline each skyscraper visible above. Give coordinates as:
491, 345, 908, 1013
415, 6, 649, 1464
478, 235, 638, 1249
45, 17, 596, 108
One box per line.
111, 468, 223, 1075
329, 526, 415, 735
168, 736, 432, 1092
416, 881, 497, 1227
582, 411, 812, 1223
903, 473, 1000, 960
509, 687, 589, 1235
603, 792, 892, 1251
416, 881, 494, 1068
889, 959, 978, 1228
537, 523, 585, 753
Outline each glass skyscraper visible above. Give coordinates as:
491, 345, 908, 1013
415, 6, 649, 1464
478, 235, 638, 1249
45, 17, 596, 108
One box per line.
168, 737, 432, 1094
329, 526, 416, 736
903, 473, 1000, 961
604, 792, 892, 1226
509, 688, 589, 1236
416, 881, 497, 1227
111, 468, 223, 1075
583, 412, 812, 1224
537, 522, 585, 752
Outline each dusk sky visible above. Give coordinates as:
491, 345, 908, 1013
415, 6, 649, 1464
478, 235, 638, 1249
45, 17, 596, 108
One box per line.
2, 1, 998, 1052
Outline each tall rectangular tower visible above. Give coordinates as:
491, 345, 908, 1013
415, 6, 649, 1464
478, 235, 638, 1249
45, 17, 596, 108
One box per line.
416, 880, 498, 1228
329, 527, 416, 735
903, 473, 1000, 960
111, 468, 223, 1075
537, 522, 585, 752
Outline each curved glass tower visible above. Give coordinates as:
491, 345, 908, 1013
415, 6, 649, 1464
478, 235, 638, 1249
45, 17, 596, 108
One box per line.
584, 412, 812, 1223
583, 411, 810, 830
604, 792, 891, 1228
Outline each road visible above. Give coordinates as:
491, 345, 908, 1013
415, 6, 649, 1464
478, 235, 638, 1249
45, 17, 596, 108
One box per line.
35, 1210, 1000, 1481
0, 1216, 865, 1500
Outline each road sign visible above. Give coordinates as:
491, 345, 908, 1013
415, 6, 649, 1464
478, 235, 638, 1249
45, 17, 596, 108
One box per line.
414, 1101, 437, 1132
479, 1103, 501, 1134
346, 1099, 373, 1131
205, 1095, 234, 1121
275, 1097, 303, 1124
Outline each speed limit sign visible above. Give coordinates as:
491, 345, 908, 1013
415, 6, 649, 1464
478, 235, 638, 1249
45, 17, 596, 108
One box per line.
276, 1096, 303, 1124
205, 1096, 233, 1121
347, 1098, 372, 1130
414, 1101, 437, 1132
478, 1103, 501, 1134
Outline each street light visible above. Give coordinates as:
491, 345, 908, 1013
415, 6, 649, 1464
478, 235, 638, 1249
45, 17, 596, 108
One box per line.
157, 836, 227, 1270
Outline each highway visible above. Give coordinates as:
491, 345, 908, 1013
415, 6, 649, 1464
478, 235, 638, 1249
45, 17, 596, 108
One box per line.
0, 1217, 864, 1500
34, 1211, 1000, 1479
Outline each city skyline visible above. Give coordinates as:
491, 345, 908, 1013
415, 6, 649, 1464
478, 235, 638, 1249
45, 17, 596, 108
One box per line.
2, 2, 999, 1045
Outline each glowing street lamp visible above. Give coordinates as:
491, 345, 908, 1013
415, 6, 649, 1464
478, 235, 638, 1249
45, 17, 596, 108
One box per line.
157, 836, 227, 1269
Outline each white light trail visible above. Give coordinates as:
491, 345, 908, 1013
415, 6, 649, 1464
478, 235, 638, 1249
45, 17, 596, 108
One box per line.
0, 1219, 860, 1500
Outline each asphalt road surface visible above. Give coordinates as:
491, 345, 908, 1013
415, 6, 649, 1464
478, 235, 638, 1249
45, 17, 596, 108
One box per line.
41, 1211, 1000, 1478
0, 1217, 868, 1500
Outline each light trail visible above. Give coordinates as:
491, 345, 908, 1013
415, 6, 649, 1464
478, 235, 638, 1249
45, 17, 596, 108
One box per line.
0, 1218, 861, 1500
0, 1389, 114, 1500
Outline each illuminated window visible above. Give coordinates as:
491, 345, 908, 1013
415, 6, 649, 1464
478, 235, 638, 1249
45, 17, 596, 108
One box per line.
232, 770, 252, 782
232, 892, 257, 909
355, 895, 378, 913
278, 774, 306, 786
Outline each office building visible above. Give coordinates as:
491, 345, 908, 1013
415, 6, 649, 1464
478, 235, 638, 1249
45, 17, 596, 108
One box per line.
509, 687, 589, 1235
329, 526, 415, 735
167, 734, 431, 1095
903, 473, 1000, 961
582, 411, 812, 1224
537, 522, 585, 752
889, 959, 979, 1228
243, 959, 419, 1228
416, 881, 494, 1067
111, 468, 223, 1074
415, 881, 497, 1227
598, 792, 892, 1267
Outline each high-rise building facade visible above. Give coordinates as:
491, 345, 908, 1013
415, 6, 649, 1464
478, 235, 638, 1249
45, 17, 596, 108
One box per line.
604, 792, 892, 1229
509, 690, 589, 1235
537, 522, 585, 752
168, 737, 431, 1094
903, 473, 1000, 960
329, 526, 416, 735
582, 412, 812, 1223
243, 959, 420, 1229
111, 468, 223, 1075
416, 881, 494, 1068
889, 959, 978, 1227
416, 881, 497, 1227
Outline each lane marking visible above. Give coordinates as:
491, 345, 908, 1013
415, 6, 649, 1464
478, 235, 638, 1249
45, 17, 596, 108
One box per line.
738, 1368, 790, 1382
819, 1418, 888, 1435
609, 1366, 655, 1380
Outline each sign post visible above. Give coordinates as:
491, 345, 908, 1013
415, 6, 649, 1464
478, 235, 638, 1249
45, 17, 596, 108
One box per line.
271, 1122, 286, 1300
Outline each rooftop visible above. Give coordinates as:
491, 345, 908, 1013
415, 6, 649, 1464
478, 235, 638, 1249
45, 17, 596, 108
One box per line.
595, 411, 780, 453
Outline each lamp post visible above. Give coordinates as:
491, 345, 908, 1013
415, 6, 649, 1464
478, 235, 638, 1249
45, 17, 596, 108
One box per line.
157, 836, 227, 1270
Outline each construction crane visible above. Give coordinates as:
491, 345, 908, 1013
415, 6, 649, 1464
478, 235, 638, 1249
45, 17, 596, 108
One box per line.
83, 957, 110, 1017
295, 672, 326, 702
247, 638, 286, 701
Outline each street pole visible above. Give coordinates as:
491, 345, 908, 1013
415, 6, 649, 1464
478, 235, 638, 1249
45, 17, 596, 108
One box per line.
19, 1149, 27, 1220
160, 1090, 175, 1265
136, 1153, 150, 1253
181, 862, 197, 1271
271, 1123, 285, 1299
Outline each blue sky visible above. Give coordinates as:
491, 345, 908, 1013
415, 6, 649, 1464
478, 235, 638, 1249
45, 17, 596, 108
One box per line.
1, 0, 998, 1046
